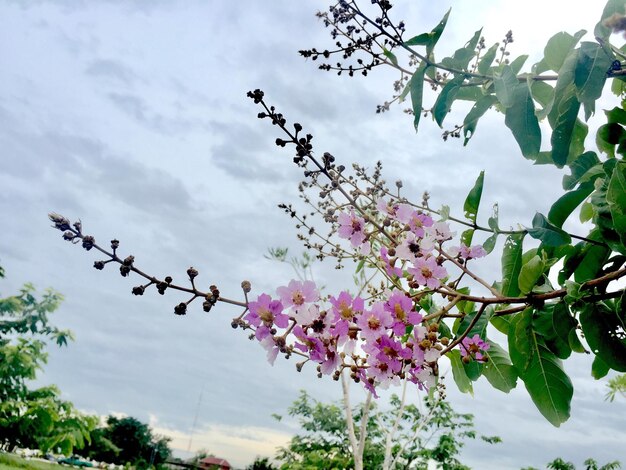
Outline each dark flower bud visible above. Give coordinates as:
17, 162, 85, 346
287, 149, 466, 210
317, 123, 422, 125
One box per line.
94, 261, 106, 270
123, 256, 135, 266
165, 276, 173, 284
49, 213, 71, 231
156, 282, 168, 294
132, 286, 145, 296
174, 302, 187, 315
231, 320, 238, 329
73, 221, 82, 232
111, 239, 120, 250
63, 231, 75, 241
202, 301, 212, 312
187, 267, 198, 280
294, 123, 302, 133
241, 280, 251, 293
120, 265, 131, 277
82, 236, 95, 251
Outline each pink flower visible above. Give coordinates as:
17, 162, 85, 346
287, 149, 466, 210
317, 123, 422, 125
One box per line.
337, 210, 368, 248
384, 290, 422, 335
408, 257, 447, 289
245, 293, 288, 329
427, 221, 454, 242
395, 204, 433, 237
460, 334, 490, 362
376, 199, 399, 218
329, 291, 364, 338
276, 280, 319, 324
357, 301, 393, 343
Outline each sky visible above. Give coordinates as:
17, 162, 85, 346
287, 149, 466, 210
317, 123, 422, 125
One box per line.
1, 1, 625, 469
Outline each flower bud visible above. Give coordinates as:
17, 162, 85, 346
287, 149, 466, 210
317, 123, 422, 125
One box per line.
187, 267, 198, 280
174, 303, 187, 315
82, 236, 95, 251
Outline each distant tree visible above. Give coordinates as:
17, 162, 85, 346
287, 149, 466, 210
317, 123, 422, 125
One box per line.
274, 386, 499, 470
78, 415, 171, 467
188, 448, 215, 466
246, 457, 276, 470
522, 458, 621, 470
0, 265, 96, 454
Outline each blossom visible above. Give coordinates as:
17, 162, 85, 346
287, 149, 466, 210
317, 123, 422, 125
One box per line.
357, 301, 393, 342
427, 221, 454, 242
329, 291, 364, 338
337, 210, 367, 247
384, 290, 422, 335
379, 247, 402, 277
245, 293, 288, 329
395, 204, 434, 237
276, 280, 319, 324
408, 256, 447, 289
460, 334, 490, 362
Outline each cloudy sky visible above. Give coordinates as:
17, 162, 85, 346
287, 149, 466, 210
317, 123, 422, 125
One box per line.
1, 1, 625, 469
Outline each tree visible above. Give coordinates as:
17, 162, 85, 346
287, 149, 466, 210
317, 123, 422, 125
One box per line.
246, 457, 277, 470
49, 0, 626, 434
78, 415, 171, 468
274, 386, 498, 470
0, 266, 96, 454
605, 374, 626, 402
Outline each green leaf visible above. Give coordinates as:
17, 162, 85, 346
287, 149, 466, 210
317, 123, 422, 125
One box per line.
594, 0, 626, 41
504, 82, 541, 158
518, 255, 545, 295
501, 233, 524, 297
580, 303, 626, 372
482, 340, 518, 393
527, 212, 571, 246
542, 30, 587, 73
404, 8, 451, 57
488, 203, 500, 232
382, 48, 398, 66
449, 349, 473, 395
562, 151, 600, 190
440, 29, 482, 71
477, 43, 498, 75
410, 64, 429, 131
483, 233, 498, 254
463, 171, 484, 223
530, 80, 555, 120
509, 310, 573, 426
591, 355, 610, 380
533, 305, 572, 360
607, 161, 626, 247
575, 42, 614, 120
461, 228, 474, 247
591, 161, 626, 254
463, 94, 497, 145
433, 75, 464, 126
508, 54, 529, 75
548, 182, 594, 228
579, 201, 593, 223
550, 84, 581, 167
552, 302, 578, 349
494, 65, 519, 108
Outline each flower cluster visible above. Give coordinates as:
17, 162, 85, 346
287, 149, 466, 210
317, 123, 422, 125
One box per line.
242, 198, 489, 396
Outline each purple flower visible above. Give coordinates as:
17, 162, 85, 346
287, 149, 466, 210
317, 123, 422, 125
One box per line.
245, 293, 288, 329
395, 204, 433, 237
408, 257, 447, 289
380, 247, 403, 277
460, 334, 490, 362
329, 291, 364, 339
337, 210, 368, 248
385, 290, 422, 335
357, 301, 393, 343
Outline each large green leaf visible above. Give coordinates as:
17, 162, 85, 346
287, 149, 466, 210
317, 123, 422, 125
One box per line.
562, 151, 600, 190
449, 349, 473, 395
404, 8, 451, 57
501, 233, 524, 297
542, 30, 587, 73
591, 161, 626, 254
580, 303, 626, 372
533, 304, 572, 360
575, 42, 614, 120
440, 29, 482, 71
477, 43, 498, 75
607, 161, 626, 247
509, 310, 573, 426
463, 171, 484, 223
527, 212, 572, 246
591, 355, 610, 380
494, 65, 519, 108
463, 95, 497, 145
548, 182, 594, 228
504, 82, 541, 158
433, 75, 465, 126
482, 340, 518, 393
518, 255, 545, 295
410, 64, 429, 131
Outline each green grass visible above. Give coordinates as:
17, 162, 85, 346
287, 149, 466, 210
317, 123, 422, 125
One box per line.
0, 453, 60, 470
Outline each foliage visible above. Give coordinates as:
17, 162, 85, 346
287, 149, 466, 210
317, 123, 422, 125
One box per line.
77, 416, 171, 468
245, 457, 276, 470
0, 268, 95, 454
274, 388, 498, 470
522, 457, 622, 470
48, 0, 626, 433
605, 374, 626, 401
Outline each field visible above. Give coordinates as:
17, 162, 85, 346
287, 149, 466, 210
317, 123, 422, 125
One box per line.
0, 453, 61, 470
